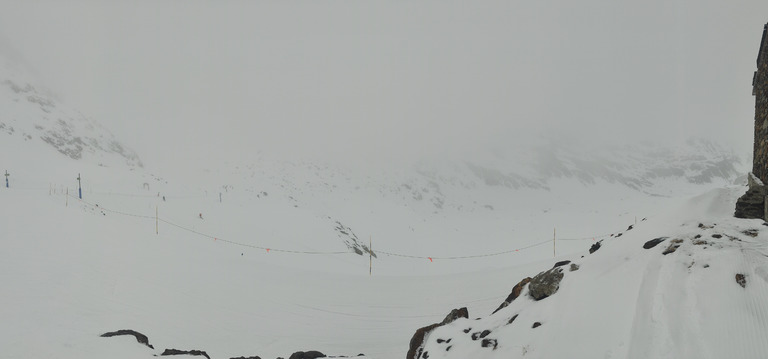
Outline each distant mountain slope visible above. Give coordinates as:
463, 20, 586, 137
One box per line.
460, 137, 742, 192
0, 56, 142, 168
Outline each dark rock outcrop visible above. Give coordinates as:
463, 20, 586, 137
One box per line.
161, 349, 211, 359
481, 338, 498, 349
288, 351, 325, 359
662, 239, 684, 255
230, 357, 261, 359
589, 241, 601, 254
492, 277, 531, 314
528, 267, 564, 301
736, 273, 747, 288
743, 229, 759, 237
100, 329, 154, 349
407, 308, 469, 359
643, 237, 667, 249
569, 263, 580, 271
470, 330, 491, 341
532, 322, 542, 328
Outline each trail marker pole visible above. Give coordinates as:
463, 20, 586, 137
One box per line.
553, 227, 556, 258
4, 170, 8, 188
77, 173, 82, 199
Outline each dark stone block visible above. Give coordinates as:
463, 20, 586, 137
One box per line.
589, 241, 601, 254
161, 349, 210, 359
471, 330, 491, 340
643, 237, 667, 249
736, 273, 747, 288
100, 329, 154, 349
288, 351, 325, 359
481, 338, 498, 350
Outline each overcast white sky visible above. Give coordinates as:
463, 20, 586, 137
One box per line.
0, 1, 767, 169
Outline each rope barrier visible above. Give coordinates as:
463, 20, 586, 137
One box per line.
59, 191, 636, 261
69, 193, 353, 256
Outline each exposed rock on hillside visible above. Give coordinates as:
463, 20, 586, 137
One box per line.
407, 307, 469, 359
528, 267, 565, 301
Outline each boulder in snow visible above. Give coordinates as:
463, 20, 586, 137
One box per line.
161, 349, 210, 359
643, 237, 667, 249
736, 273, 747, 288
100, 329, 154, 349
589, 241, 601, 254
288, 351, 325, 359
528, 267, 564, 301
407, 307, 469, 359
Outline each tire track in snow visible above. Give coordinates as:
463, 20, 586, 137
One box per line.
627, 254, 671, 359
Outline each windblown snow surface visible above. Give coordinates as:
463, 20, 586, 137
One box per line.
2, 141, 768, 359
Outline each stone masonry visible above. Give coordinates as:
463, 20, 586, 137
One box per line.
752, 23, 768, 183
736, 23, 768, 220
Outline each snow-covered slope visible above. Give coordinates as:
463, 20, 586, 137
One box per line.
0, 56, 142, 169
2, 52, 765, 359
3, 166, 768, 359
414, 186, 768, 359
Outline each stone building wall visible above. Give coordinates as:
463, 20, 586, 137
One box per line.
735, 23, 768, 220
752, 24, 768, 183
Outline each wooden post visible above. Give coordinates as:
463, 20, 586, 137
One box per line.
553, 227, 556, 258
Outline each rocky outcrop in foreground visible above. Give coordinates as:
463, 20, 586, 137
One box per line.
406, 307, 469, 359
